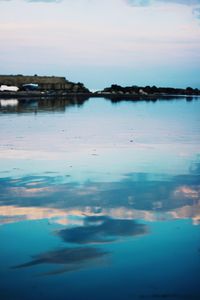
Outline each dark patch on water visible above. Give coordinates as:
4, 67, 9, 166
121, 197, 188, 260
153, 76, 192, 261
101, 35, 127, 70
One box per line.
57, 216, 148, 244
12, 247, 109, 276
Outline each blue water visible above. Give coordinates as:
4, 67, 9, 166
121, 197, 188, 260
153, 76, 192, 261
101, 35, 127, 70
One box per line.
0, 97, 200, 300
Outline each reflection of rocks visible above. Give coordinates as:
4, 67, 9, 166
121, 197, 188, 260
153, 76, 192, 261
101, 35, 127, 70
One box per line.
12, 247, 108, 276
57, 216, 148, 244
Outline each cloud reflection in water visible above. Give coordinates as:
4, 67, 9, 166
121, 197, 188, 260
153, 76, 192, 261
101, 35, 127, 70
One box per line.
57, 216, 148, 244
12, 247, 109, 276
0, 171, 199, 225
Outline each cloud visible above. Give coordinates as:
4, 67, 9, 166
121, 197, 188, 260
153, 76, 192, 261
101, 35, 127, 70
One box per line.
126, 0, 200, 6
1, 172, 200, 213
57, 216, 148, 244
126, 0, 151, 6
162, 0, 200, 4
126, 0, 200, 19
1, 0, 199, 4
0, 0, 62, 2
193, 7, 200, 17
27, 0, 62, 3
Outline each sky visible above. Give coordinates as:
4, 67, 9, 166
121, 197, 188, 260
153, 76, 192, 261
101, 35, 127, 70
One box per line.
0, 0, 200, 89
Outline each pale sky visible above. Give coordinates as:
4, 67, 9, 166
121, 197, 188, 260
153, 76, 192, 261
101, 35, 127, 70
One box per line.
0, 0, 200, 89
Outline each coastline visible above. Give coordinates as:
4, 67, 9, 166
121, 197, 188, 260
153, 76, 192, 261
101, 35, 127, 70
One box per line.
0, 90, 199, 102
0, 75, 199, 101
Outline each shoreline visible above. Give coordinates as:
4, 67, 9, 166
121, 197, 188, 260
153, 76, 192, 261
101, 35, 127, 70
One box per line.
0, 91, 93, 99
0, 90, 199, 101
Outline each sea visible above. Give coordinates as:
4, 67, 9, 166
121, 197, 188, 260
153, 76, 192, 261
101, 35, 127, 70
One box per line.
0, 96, 200, 300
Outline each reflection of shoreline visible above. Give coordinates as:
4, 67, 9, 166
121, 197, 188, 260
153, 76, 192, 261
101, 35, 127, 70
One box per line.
0, 95, 199, 115
0, 99, 18, 107
0, 95, 199, 116
0, 96, 89, 113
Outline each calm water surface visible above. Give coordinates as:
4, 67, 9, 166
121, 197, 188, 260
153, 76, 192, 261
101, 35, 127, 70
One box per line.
0, 97, 200, 300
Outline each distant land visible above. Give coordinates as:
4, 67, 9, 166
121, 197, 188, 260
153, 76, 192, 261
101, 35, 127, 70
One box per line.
0, 74, 90, 93
0, 75, 199, 100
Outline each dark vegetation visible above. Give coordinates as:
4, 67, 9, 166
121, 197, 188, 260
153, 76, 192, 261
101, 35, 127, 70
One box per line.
98, 84, 200, 96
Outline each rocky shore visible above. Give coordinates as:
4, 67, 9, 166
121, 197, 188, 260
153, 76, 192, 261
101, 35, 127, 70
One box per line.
94, 84, 200, 98
0, 75, 199, 100
0, 75, 90, 99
